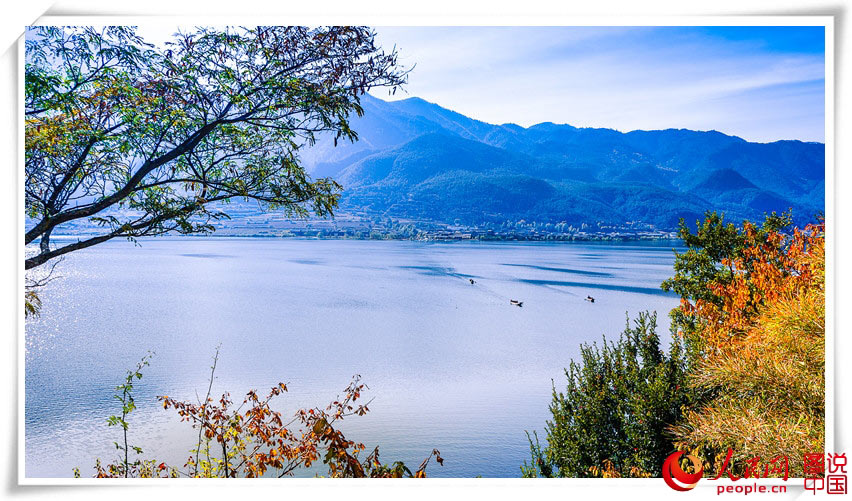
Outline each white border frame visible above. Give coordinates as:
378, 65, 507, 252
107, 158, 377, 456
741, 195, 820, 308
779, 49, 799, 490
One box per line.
15, 15, 836, 498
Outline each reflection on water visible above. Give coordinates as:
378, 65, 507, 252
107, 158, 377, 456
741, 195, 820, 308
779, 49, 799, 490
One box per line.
25, 238, 681, 478
501, 263, 614, 277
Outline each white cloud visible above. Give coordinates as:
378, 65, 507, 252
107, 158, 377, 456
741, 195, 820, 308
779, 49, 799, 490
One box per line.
372, 26, 825, 142
135, 25, 825, 143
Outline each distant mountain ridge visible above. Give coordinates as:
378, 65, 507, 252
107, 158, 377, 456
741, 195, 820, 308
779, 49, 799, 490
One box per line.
300, 94, 824, 230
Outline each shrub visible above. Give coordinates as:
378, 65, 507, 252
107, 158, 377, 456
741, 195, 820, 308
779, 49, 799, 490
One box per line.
523, 312, 689, 477
669, 222, 824, 477
77, 349, 443, 478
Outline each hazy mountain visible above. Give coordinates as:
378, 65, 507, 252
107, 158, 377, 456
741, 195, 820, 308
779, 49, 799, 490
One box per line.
303, 94, 824, 229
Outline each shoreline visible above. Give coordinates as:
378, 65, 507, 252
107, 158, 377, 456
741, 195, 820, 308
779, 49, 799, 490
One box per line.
44, 232, 684, 244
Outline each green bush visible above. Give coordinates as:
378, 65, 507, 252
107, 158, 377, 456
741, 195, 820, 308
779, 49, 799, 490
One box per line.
523, 312, 689, 477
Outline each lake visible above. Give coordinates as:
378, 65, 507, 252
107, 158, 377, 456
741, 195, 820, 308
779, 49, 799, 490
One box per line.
25, 237, 682, 478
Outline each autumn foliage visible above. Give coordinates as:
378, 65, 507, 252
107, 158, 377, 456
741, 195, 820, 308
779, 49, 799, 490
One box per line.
81, 351, 442, 479
676, 220, 824, 350
671, 220, 825, 477
526, 211, 825, 479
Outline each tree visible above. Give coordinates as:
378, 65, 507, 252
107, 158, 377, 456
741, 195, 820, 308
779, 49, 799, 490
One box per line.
524, 212, 824, 479
661, 210, 792, 356
25, 26, 406, 271
669, 222, 824, 477
523, 312, 689, 478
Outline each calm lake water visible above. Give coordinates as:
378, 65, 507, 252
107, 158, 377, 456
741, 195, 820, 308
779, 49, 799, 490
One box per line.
25, 237, 681, 478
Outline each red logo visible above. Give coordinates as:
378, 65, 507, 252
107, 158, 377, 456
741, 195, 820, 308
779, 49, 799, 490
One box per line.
663, 451, 704, 491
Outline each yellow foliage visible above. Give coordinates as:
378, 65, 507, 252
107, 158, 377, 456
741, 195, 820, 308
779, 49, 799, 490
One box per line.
672, 224, 824, 477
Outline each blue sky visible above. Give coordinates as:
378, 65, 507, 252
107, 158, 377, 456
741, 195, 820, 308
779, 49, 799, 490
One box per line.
134, 25, 826, 143
371, 26, 825, 143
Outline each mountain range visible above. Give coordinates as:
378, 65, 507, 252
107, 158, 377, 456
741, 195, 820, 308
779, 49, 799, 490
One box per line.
299, 94, 825, 230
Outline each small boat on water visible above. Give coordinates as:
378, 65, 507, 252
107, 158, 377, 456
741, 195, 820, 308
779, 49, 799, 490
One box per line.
510, 299, 523, 307
585, 296, 595, 303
